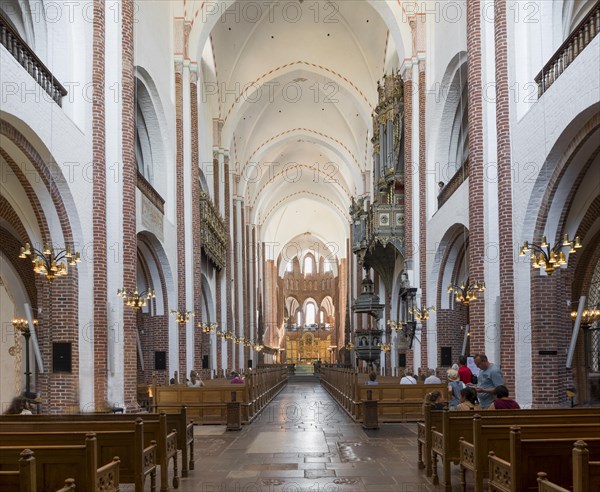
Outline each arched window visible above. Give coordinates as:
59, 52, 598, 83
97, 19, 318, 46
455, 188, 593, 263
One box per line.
586, 260, 600, 372
304, 256, 313, 275
319, 310, 324, 324
286, 260, 293, 272
296, 311, 302, 326
305, 303, 316, 325
324, 261, 332, 273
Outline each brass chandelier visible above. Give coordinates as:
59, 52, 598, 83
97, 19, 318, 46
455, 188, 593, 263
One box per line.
447, 279, 486, 305
19, 242, 81, 282
198, 321, 218, 334
117, 288, 155, 310
570, 305, 600, 325
519, 234, 582, 276
409, 306, 436, 321
170, 309, 194, 325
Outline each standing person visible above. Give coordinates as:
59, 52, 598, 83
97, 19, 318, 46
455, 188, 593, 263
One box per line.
457, 355, 473, 385
400, 370, 417, 384
489, 385, 520, 409
446, 369, 465, 410
473, 353, 504, 409
424, 369, 442, 384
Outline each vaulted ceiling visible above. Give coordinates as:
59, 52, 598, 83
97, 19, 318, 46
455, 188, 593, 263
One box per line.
204, 0, 401, 258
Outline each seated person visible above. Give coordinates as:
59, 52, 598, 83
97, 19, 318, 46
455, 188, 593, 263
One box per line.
366, 371, 379, 385
423, 390, 445, 410
489, 385, 520, 409
400, 370, 417, 384
230, 371, 245, 384
187, 370, 205, 387
455, 387, 481, 411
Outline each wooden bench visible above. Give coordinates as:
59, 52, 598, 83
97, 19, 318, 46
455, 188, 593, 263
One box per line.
1, 411, 182, 489
0, 448, 36, 492
417, 405, 444, 475
488, 427, 600, 492
430, 408, 600, 491
355, 383, 447, 423
152, 367, 287, 425
0, 434, 120, 492
537, 440, 600, 492
0, 420, 155, 491
458, 417, 600, 492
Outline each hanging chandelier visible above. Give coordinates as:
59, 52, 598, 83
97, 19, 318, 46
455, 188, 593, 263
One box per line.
520, 234, 582, 276
19, 242, 81, 282
199, 321, 218, 334
377, 342, 391, 353
117, 288, 155, 310
570, 305, 600, 325
447, 279, 485, 305
170, 309, 194, 325
408, 306, 436, 321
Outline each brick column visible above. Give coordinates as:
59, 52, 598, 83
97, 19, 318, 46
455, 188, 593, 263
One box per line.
494, 2, 515, 391
190, 66, 203, 372
466, 0, 486, 353
175, 60, 187, 380
122, 0, 138, 407
224, 156, 234, 370
92, 0, 107, 405
418, 61, 428, 370
403, 66, 413, 261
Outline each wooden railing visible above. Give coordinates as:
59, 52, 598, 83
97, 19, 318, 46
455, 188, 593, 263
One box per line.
437, 158, 469, 209
535, 2, 600, 97
0, 11, 67, 106
136, 170, 165, 214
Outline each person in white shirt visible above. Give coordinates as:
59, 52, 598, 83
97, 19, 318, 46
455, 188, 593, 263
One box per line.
400, 370, 417, 384
424, 368, 442, 384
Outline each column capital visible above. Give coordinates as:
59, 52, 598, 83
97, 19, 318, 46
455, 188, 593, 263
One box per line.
400, 61, 413, 81
190, 63, 199, 84
174, 56, 184, 74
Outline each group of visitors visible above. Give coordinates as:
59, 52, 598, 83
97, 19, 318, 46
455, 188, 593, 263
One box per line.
419, 353, 519, 411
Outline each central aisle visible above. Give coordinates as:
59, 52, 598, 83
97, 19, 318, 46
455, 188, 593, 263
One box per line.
175, 376, 440, 491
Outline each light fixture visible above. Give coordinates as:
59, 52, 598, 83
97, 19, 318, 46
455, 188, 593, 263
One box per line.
447, 279, 486, 305
409, 306, 436, 321
377, 342, 391, 353
12, 319, 38, 400
170, 309, 194, 325
199, 321, 218, 334
19, 242, 81, 282
344, 341, 355, 350
520, 234, 582, 276
117, 287, 155, 310
570, 305, 600, 325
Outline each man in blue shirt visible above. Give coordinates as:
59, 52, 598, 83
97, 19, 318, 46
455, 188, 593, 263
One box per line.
473, 353, 504, 409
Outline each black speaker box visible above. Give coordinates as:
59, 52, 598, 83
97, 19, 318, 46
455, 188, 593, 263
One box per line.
248, 359, 253, 369
155, 351, 167, 370
53, 343, 72, 372
202, 355, 209, 369
398, 353, 406, 368
441, 346, 452, 366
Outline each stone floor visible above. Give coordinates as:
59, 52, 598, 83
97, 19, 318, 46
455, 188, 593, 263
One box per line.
129, 377, 470, 491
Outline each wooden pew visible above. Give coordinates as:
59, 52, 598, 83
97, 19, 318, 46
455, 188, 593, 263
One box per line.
0, 434, 120, 492
417, 405, 444, 475
152, 367, 287, 425
430, 408, 600, 492
55, 479, 77, 492
488, 427, 600, 492
0, 407, 193, 480
458, 416, 600, 492
536, 440, 600, 492
0, 420, 155, 492
0, 448, 36, 492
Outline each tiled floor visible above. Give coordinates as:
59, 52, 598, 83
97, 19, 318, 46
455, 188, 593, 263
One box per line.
141, 378, 463, 491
